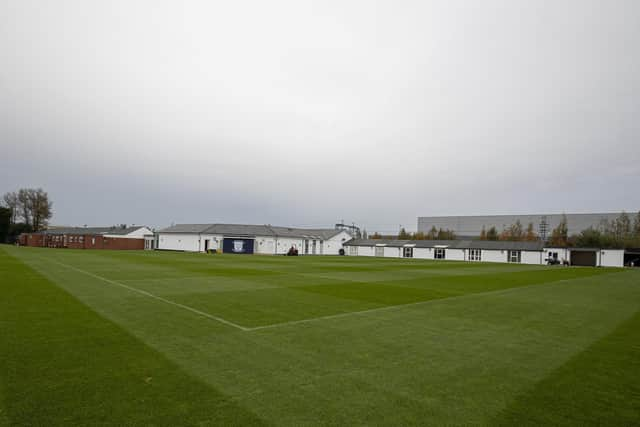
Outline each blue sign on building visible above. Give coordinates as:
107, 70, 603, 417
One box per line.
222, 238, 254, 254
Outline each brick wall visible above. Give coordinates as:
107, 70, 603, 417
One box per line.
19, 233, 145, 250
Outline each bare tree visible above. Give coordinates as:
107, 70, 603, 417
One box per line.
3, 188, 53, 231
524, 222, 538, 241
2, 191, 18, 224
549, 214, 569, 246
28, 188, 53, 231
17, 189, 31, 227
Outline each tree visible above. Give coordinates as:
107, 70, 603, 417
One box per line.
479, 226, 487, 240
398, 228, 410, 239
524, 222, 538, 241
568, 211, 640, 250
613, 211, 631, 242
426, 226, 438, 240
486, 226, 498, 241
412, 231, 425, 240
28, 188, 53, 231
17, 189, 31, 227
0, 207, 10, 243
370, 232, 382, 239
8, 222, 33, 244
2, 188, 53, 231
572, 227, 603, 248
498, 221, 524, 241
2, 192, 18, 224
436, 228, 456, 240
549, 214, 568, 246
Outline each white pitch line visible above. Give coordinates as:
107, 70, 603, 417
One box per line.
39, 257, 629, 333
46, 259, 250, 332
245, 273, 626, 331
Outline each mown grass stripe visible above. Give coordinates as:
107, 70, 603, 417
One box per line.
248, 274, 625, 331
493, 308, 640, 426
43, 258, 251, 331
0, 247, 265, 426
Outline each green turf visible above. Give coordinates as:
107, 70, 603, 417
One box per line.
1, 245, 639, 426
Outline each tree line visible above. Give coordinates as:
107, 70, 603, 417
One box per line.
368, 227, 457, 241
554, 212, 640, 249
365, 211, 640, 248
0, 188, 53, 243
479, 221, 539, 242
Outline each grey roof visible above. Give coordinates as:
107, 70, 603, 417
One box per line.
41, 226, 148, 236
157, 223, 346, 240
269, 226, 342, 240
208, 224, 273, 237
344, 239, 545, 251
156, 224, 213, 233
465, 240, 546, 251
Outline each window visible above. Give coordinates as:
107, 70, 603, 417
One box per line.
508, 250, 521, 263
375, 246, 384, 257
349, 246, 358, 256
434, 248, 446, 259
403, 247, 413, 258
469, 249, 481, 261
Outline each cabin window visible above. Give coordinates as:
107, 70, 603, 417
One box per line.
508, 250, 521, 263
469, 249, 481, 261
434, 248, 446, 259
403, 247, 413, 258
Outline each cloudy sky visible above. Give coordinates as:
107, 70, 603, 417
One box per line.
1, 0, 639, 233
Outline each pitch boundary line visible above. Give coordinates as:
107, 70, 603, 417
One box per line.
39, 257, 628, 333
246, 286, 523, 331
245, 272, 628, 331
47, 259, 251, 332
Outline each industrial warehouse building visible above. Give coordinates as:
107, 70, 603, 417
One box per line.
417, 213, 621, 239
343, 239, 625, 267
20, 226, 153, 250
156, 223, 353, 255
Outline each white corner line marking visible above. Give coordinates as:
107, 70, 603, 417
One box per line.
47, 259, 251, 332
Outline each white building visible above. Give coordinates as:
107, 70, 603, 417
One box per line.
344, 239, 626, 267
543, 247, 625, 267
155, 223, 352, 255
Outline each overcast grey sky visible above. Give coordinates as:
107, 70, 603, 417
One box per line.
1, 0, 639, 232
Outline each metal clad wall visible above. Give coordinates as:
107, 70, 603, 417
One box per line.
417, 213, 621, 237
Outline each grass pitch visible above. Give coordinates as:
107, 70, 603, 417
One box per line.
1, 246, 639, 426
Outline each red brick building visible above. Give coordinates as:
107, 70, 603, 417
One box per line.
19, 226, 153, 250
